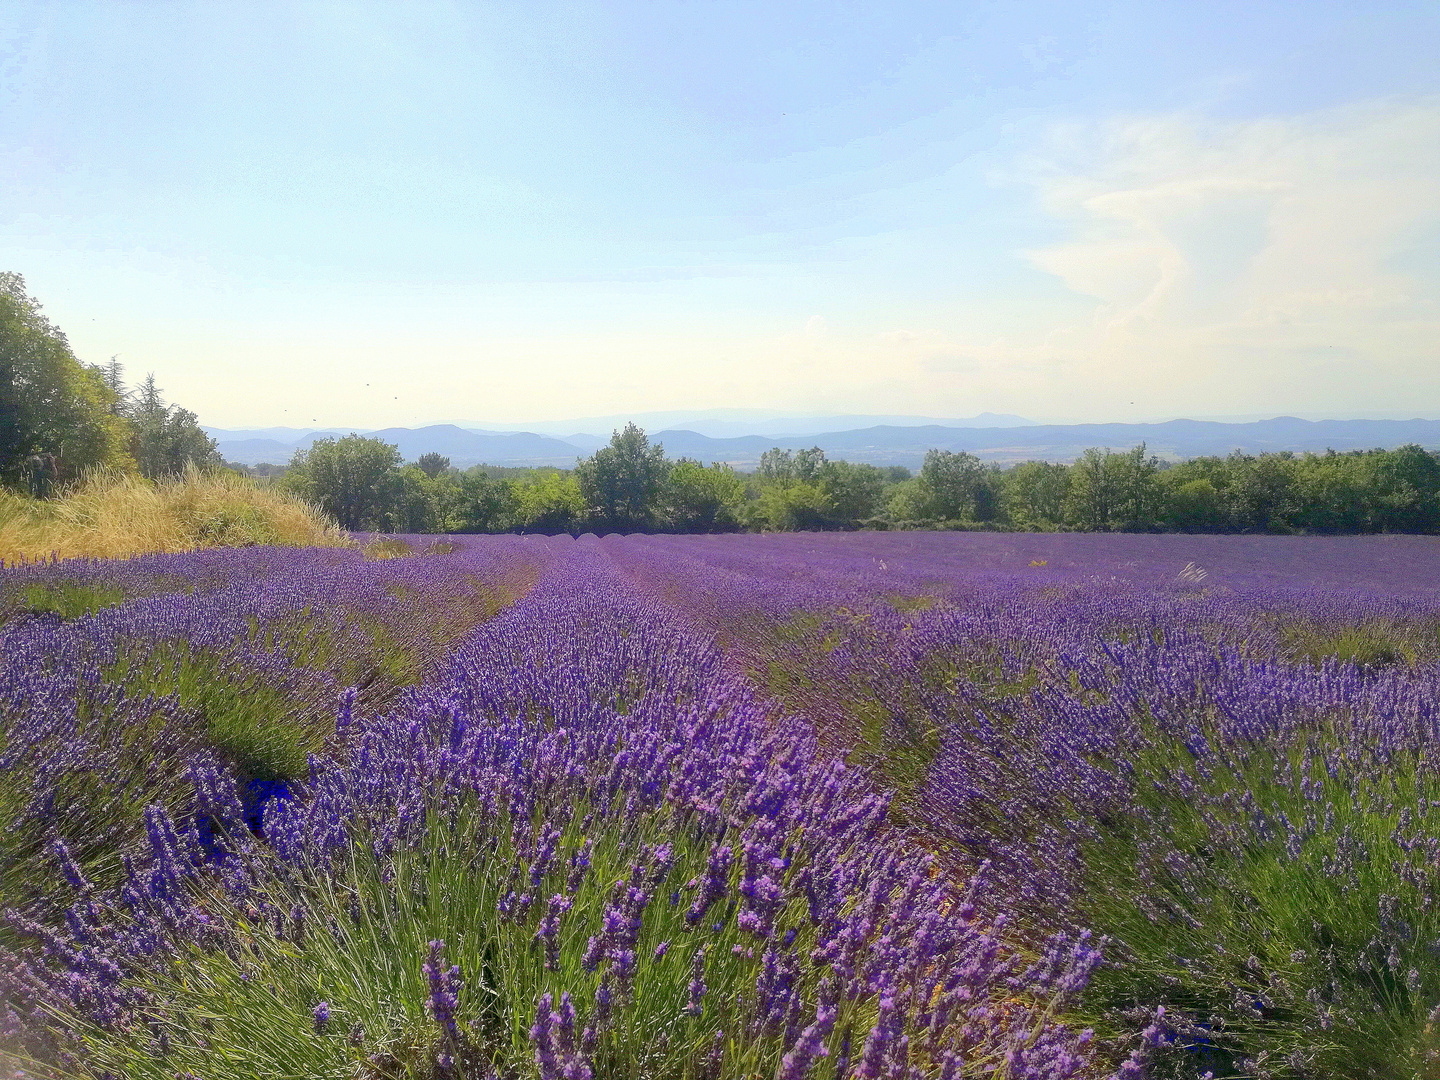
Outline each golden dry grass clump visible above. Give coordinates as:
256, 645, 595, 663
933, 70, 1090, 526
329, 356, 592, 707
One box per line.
0, 466, 349, 564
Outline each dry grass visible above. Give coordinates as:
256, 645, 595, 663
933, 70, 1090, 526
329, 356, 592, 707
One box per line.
0, 467, 350, 564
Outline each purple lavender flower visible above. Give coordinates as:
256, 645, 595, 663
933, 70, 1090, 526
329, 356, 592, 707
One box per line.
423, 939, 462, 1057
535, 894, 572, 971
686, 945, 707, 1016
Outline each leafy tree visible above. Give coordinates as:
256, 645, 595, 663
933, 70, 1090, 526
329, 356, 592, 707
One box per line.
1002, 461, 1070, 528
416, 452, 451, 479
886, 477, 932, 523
1066, 444, 1159, 531
758, 447, 825, 486
284, 434, 402, 530
818, 460, 886, 527
128, 373, 220, 479
666, 459, 746, 532
454, 469, 517, 533
393, 465, 443, 533
575, 423, 669, 532
919, 450, 987, 520
749, 480, 831, 531
1160, 477, 1226, 532
1369, 444, 1440, 532
1226, 452, 1298, 532
513, 470, 584, 533
0, 272, 132, 487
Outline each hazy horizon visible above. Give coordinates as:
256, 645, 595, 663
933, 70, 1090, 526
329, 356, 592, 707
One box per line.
201, 408, 1440, 442
4, 2, 1438, 428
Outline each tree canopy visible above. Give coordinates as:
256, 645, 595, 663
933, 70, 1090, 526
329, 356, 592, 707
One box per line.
1, 273, 132, 485
574, 423, 669, 532
283, 435, 404, 531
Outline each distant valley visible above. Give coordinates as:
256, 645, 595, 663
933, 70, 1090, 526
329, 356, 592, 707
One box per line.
204, 415, 1440, 470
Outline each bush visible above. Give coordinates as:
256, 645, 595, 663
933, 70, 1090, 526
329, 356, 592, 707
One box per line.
0, 466, 347, 563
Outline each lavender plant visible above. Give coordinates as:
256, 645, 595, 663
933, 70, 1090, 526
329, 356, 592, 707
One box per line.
7, 530, 1440, 1079
3, 541, 1099, 1079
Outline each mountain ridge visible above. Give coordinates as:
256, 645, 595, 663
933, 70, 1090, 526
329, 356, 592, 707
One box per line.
207, 416, 1440, 469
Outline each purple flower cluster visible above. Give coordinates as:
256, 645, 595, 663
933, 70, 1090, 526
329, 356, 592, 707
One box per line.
424, 939, 463, 1068
20, 531, 1433, 1075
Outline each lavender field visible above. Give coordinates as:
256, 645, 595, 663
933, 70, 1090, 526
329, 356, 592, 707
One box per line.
4, 533, 1440, 1080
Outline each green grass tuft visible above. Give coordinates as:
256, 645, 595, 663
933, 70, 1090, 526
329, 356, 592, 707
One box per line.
8, 580, 129, 620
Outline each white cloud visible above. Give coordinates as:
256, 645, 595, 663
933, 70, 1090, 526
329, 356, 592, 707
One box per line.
1007, 99, 1440, 415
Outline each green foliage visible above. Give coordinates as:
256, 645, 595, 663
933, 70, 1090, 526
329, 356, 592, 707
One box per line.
575, 423, 669, 531
1065, 444, 1161, 532
284, 435, 404, 531
127, 372, 221, 479
749, 447, 882, 531
416, 452, 451, 479
1002, 460, 1071, 529
513, 470, 584, 533
109, 641, 323, 782
7, 580, 128, 620
453, 468, 520, 532
757, 446, 825, 486
818, 460, 886, 526
749, 480, 831, 531
58, 782, 875, 1080
666, 459, 745, 531
918, 449, 988, 521
0, 272, 133, 487
393, 465, 444, 533
1076, 725, 1440, 1079
1159, 476, 1225, 532
1274, 618, 1432, 670
885, 477, 932, 523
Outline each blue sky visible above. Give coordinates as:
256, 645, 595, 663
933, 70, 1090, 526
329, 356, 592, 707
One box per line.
3, 1, 1438, 427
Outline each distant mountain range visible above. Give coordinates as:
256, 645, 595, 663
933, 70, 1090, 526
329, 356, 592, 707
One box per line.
206, 416, 1440, 470
453, 410, 1036, 439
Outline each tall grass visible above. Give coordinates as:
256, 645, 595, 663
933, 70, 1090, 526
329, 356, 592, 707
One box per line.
0, 467, 347, 564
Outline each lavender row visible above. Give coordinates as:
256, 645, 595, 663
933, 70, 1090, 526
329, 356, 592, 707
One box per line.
3, 538, 1103, 1079
604, 532, 1440, 1076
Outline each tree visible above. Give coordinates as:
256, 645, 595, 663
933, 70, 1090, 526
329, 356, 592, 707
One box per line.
284, 434, 403, 530
886, 477, 931, 523
1002, 461, 1070, 528
513, 470, 584, 533
575, 423, 669, 532
1, 272, 132, 488
919, 450, 987, 520
454, 469, 517, 532
393, 465, 443, 532
666, 459, 746, 532
1161, 477, 1226, 532
1370, 445, 1440, 533
818, 460, 886, 527
749, 480, 832, 531
758, 447, 824, 486
1226, 452, 1297, 532
416, 452, 451, 479
128, 372, 220, 479
1066, 444, 1159, 531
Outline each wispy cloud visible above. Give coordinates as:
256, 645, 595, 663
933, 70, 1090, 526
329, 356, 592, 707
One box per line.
1009, 99, 1440, 415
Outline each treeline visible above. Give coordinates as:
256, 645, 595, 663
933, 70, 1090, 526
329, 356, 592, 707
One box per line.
1, 273, 220, 490
281, 426, 1440, 536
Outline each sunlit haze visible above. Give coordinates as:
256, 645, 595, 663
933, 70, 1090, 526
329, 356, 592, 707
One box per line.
4, 2, 1438, 429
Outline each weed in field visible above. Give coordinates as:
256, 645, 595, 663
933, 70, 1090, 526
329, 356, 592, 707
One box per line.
7, 580, 129, 620
1278, 618, 1423, 669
